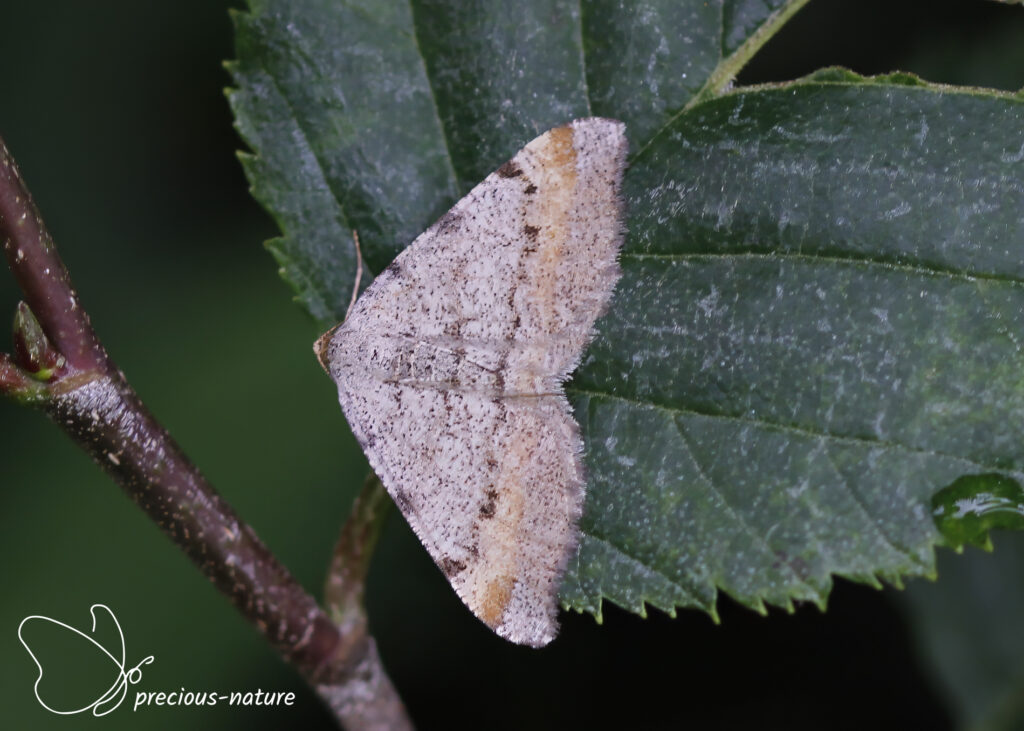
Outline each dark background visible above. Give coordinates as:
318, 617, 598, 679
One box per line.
1, 1, 1022, 729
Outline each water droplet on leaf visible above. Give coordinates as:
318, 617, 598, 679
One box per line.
932, 473, 1024, 550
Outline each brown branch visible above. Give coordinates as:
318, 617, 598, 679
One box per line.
0, 133, 411, 730
0, 139, 106, 372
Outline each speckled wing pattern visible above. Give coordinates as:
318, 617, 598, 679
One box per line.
316, 118, 627, 647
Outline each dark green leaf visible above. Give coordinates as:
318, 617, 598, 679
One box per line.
228, 0, 809, 317
229, 0, 461, 320
565, 77, 1024, 618
229, 0, 1024, 623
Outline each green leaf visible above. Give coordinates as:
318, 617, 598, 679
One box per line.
229, 1, 1024, 623
228, 0, 809, 321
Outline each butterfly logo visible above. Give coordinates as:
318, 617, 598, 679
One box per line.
17, 604, 154, 716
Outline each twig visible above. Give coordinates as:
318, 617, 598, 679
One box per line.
0, 134, 411, 730
0, 140, 106, 373
316, 475, 406, 727
325, 473, 392, 628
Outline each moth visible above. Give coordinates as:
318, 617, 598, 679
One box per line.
317, 118, 627, 646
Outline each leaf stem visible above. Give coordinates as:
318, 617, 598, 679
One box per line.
632, 0, 814, 161
695, 0, 814, 107
325, 473, 392, 628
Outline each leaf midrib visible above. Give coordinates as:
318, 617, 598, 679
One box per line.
407, 0, 462, 195
621, 251, 1024, 289
567, 386, 1024, 480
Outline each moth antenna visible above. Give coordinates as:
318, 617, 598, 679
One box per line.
346, 229, 364, 321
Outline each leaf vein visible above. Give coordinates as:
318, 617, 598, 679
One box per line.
262, 68, 353, 235
407, 0, 462, 193
579, 530, 704, 610
569, 386, 1021, 479
818, 441, 919, 565
670, 415, 821, 600
576, 0, 593, 116
620, 250, 1024, 288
